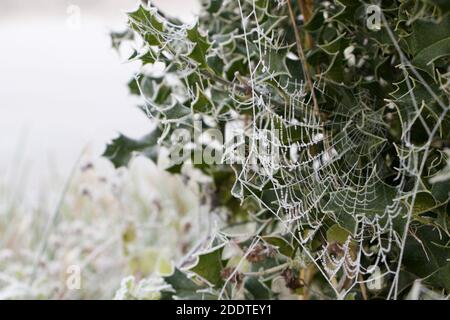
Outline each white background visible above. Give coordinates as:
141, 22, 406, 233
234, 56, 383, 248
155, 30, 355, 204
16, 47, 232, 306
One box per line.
0, 0, 199, 191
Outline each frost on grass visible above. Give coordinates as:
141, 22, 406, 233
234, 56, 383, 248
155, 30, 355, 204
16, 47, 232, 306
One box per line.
106, 0, 450, 299
0, 156, 204, 299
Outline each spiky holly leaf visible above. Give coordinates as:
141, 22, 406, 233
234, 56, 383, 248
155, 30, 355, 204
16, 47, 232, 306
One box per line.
103, 128, 162, 168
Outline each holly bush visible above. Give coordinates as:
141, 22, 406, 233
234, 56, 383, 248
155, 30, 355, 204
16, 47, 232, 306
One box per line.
105, 0, 450, 299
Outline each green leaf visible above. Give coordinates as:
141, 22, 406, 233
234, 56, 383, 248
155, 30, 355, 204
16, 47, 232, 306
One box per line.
103, 128, 162, 168
413, 37, 450, 78
187, 24, 211, 67
402, 226, 450, 291
225, 56, 248, 80
323, 179, 399, 233
141, 101, 191, 121
326, 224, 351, 244
110, 29, 133, 51
260, 46, 291, 78
244, 277, 272, 299
137, 48, 157, 65
262, 236, 294, 257
190, 246, 224, 286
127, 77, 140, 96
206, 0, 222, 14
405, 16, 450, 57
128, 5, 163, 32
304, 9, 325, 32
163, 268, 217, 300
164, 268, 198, 292
258, 13, 286, 35
191, 84, 214, 113
420, 0, 450, 13
344, 292, 357, 300
207, 55, 225, 75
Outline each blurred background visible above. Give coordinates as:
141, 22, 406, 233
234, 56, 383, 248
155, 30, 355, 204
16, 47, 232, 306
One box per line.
0, 0, 199, 199
0, 0, 205, 299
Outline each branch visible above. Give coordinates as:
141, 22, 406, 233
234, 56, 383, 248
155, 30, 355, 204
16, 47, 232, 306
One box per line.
296, 0, 314, 49
286, 0, 319, 119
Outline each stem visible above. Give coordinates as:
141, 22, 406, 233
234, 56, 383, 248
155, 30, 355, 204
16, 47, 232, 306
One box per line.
300, 264, 316, 300
287, 0, 331, 152
359, 274, 369, 300
286, 0, 319, 118
296, 0, 314, 49
297, 0, 313, 22
243, 262, 290, 276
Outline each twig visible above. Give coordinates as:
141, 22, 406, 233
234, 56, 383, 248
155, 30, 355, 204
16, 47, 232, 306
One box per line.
243, 262, 290, 276
296, 0, 314, 49
287, 1, 332, 152
359, 274, 369, 300
297, 0, 313, 23
300, 264, 316, 300
286, 0, 319, 117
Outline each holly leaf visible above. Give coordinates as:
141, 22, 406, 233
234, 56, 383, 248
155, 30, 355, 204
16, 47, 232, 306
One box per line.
128, 5, 163, 32
420, 0, 450, 13
244, 277, 273, 299
187, 24, 211, 67
262, 236, 294, 257
190, 246, 225, 286
192, 83, 214, 113
162, 268, 217, 300
327, 224, 351, 244
103, 128, 162, 168
402, 226, 450, 291
412, 38, 450, 78
405, 16, 450, 78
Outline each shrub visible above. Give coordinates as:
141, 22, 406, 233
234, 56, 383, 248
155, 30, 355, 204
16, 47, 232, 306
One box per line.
106, 0, 450, 299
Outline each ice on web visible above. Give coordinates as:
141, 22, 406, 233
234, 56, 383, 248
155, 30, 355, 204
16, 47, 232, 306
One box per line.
128, 1, 449, 299
220, 0, 402, 298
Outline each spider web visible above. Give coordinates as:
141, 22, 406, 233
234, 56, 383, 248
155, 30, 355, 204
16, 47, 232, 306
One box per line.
126, 0, 449, 299
218, 0, 447, 299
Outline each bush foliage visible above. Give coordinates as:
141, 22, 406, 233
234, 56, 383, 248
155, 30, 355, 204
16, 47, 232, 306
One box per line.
106, 0, 450, 299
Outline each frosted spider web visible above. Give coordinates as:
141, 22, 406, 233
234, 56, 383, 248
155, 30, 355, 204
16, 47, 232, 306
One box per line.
127, 0, 449, 299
